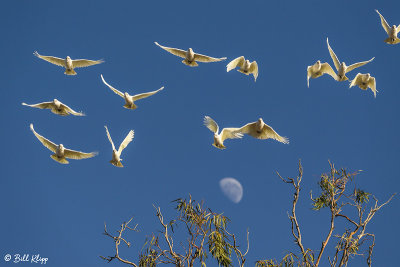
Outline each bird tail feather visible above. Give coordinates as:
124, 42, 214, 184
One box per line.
212, 143, 226, 149
50, 154, 69, 164
123, 103, 137, 109
51, 109, 69, 116
110, 160, 124, 167
237, 69, 250, 75
65, 69, 77, 75
182, 59, 198, 67
384, 37, 400, 44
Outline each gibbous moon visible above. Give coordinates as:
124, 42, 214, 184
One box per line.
219, 177, 243, 203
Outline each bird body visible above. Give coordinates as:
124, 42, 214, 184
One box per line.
56, 144, 65, 158
213, 134, 226, 149
34, 51, 104, 75
155, 42, 226, 67
22, 99, 84, 116
306, 60, 337, 87
349, 73, 378, 98
386, 25, 400, 44
53, 99, 62, 110
337, 62, 349, 81
203, 116, 243, 149
122, 92, 138, 109
64, 56, 76, 75
101, 75, 163, 110
183, 48, 197, 66
29, 124, 97, 164
254, 120, 264, 133
376, 10, 400, 44
52, 99, 69, 115
327, 38, 374, 81
111, 150, 123, 167
51, 144, 69, 164
239, 60, 252, 73
226, 56, 258, 81
104, 126, 134, 167
239, 118, 289, 144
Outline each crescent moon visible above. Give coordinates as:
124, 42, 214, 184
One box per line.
219, 177, 243, 203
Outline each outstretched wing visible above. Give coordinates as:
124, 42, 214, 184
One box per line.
118, 130, 134, 154
376, 10, 390, 35
30, 123, 57, 153
368, 76, 377, 98
63, 148, 98, 160
239, 122, 256, 134
33, 51, 65, 67
154, 42, 187, 58
22, 102, 53, 109
346, 57, 375, 73
240, 122, 289, 144
261, 124, 289, 144
326, 38, 341, 71
349, 73, 362, 88
249, 61, 258, 81
320, 63, 338, 80
132, 87, 164, 101
72, 59, 104, 68
220, 128, 243, 142
226, 56, 245, 72
104, 126, 116, 151
60, 103, 85, 116
101, 74, 124, 98
306, 65, 312, 88
204, 116, 219, 133
194, 52, 226, 63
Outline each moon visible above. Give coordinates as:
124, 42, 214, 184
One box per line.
219, 177, 243, 203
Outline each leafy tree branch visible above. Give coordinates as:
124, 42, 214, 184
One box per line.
101, 195, 249, 267
256, 160, 395, 267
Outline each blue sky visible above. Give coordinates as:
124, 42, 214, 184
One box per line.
1, 0, 399, 266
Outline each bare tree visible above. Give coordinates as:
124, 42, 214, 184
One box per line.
101, 196, 249, 267
256, 160, 396, 267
